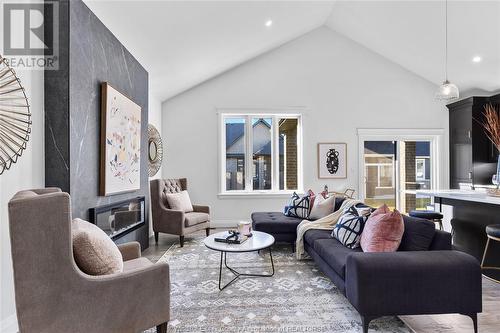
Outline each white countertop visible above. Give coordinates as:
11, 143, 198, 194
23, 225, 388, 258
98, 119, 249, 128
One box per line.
417, 189, 500, 205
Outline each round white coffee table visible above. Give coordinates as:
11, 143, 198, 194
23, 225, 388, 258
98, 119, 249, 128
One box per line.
203, 231, 275, 290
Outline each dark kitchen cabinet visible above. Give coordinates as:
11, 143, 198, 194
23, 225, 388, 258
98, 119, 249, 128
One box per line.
448, 95, 499, 189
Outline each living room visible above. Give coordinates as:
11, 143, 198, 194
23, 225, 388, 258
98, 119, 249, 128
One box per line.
1, 0, 499, 332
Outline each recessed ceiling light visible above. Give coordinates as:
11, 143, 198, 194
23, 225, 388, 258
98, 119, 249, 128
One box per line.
265, 19, 273, 27
472, 56, 482, 63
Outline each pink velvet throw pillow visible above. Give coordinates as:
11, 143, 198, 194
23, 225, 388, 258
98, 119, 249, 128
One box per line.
360, 204, 404, 252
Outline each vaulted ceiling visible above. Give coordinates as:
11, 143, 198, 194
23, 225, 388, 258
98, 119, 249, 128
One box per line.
84, 0, 500, 102
84, 0, 336, 100
326, 1, 500, 95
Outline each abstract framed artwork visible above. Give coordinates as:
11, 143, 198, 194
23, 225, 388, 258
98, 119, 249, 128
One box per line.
318, 143, 347, 179
100, 82, 142, 196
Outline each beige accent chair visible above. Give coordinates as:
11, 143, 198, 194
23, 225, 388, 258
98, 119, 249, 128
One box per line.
8, 188, 170, 333
150, 178, 210, 247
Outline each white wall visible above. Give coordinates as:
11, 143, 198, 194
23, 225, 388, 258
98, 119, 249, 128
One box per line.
148, 91, 163, 236
161, 27, 448, 227
0, 68, 44, 332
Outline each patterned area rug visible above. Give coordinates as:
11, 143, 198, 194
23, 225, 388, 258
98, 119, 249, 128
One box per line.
146, 236, 412, 333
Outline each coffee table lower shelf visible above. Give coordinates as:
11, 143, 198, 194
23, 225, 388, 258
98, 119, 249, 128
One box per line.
218, 248, 274, 291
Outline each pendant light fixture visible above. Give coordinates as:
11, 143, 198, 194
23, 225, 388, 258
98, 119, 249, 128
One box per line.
435, 0, 459, 101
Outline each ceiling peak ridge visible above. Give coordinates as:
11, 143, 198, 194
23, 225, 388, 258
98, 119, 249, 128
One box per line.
322, 23, 440, 90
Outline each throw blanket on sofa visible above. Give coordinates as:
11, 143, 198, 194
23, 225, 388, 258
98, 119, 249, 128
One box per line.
295, 198, 362, 259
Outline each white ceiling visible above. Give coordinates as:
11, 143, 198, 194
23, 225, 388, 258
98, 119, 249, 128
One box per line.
84, 1, 500, 102
327, 0, 500, 95
84, 0, 336, 101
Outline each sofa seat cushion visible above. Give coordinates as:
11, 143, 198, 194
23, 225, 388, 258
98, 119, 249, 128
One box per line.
314, 238, 361, 279
184, 212, 209, 227
304, 229, 332, 246
251, 212, 303, 234
123, 257, 153, 272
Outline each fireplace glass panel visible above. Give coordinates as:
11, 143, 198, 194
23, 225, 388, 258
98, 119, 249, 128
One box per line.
93, 198, 145, 238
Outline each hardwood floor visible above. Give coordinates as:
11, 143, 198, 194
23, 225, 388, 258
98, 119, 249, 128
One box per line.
144, 230, 500, 333
142, 232, 180, 262
401, 277, 500, 333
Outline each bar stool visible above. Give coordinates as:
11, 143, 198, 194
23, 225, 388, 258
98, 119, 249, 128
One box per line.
481, 224, 500, 283
409, 210, 444, 230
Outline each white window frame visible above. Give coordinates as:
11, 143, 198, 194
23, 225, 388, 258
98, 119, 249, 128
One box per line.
357, 128, 445, 209
218, 110, 303, 197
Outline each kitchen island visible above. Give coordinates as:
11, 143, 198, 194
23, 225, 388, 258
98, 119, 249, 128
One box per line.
418, 189, 500, 280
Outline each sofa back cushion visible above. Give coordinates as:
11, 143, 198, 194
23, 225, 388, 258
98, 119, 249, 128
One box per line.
72, 218, 123, 275
165, 190, 194, 212
334, 197, 345, 212
360, 204, 404, 252
398, 215, 436, 251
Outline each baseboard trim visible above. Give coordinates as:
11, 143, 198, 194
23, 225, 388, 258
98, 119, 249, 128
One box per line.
1, 313, 18, 333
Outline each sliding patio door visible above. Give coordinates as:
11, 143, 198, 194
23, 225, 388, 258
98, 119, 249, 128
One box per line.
360, 133, 440, 213
363, 141, 397, 209
398, 141, 433, 212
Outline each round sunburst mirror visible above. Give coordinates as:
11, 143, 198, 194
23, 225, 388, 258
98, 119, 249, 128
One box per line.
0, 55, 31, 175
148, 124, 163, 177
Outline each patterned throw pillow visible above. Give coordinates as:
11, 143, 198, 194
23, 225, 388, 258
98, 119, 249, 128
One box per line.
332, 204, 372, 249
284, 191, 313, 219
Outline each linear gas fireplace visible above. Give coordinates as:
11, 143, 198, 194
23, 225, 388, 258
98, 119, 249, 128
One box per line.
89, 196, 146, 241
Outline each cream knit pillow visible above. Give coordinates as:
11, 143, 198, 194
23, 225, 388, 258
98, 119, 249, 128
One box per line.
309, 195, 336, 220
72, 218, 123, 275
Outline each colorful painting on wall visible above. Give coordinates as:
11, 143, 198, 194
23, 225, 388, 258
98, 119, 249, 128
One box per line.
100, 82, 142, 196
318, 143, 347, 179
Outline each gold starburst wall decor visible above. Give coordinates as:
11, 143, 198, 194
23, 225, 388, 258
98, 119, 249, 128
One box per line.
0, 55, 31, 175
148, 124, 163, 177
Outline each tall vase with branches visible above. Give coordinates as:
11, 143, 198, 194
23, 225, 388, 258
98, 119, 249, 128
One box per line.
479, 103, 500, 189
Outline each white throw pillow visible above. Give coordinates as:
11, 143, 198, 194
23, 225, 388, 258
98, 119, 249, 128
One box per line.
309, 195, 336, 220
165, 190, 194, 212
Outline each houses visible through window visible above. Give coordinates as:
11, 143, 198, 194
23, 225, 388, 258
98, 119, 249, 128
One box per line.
222, 114, 301, 193
252, 117, 272, 190
416, 158, 426, 180
225, 117, 246, 190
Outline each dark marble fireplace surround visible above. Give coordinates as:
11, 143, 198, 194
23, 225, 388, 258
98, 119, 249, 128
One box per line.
44, 0, 149, 249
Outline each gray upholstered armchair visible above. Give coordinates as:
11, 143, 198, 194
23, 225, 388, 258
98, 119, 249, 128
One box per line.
8, 188, 170, 333
150, 178, 210, 247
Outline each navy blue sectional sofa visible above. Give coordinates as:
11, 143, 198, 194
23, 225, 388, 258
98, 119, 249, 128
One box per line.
251, 205, 482, 333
